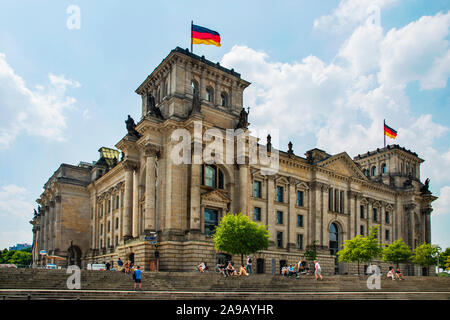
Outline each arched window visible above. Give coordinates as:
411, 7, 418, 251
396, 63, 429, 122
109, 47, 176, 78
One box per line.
371, 166, 377, 176
363, 169, 368, 177
191, 80, 199, 96
329, 223, 339, 256
201, 164, 224, 189
220, 92, 228, 107
206, 87, 213, 102
381, 163, 387, 174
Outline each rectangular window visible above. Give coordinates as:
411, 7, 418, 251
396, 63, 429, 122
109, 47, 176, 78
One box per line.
276, 186, 283, 202
340, 191, 344, 213
107, 221, 110, 232
204, 208, 219, 237
334, 189, 338, 212
297, 215, 303, 228
297, 234, 303, 250
276, 211, 283, 224
373, 208, 378, 222
385, 229, 390, 241
277, 232, 283, 248
328, 188, 333, 211
253, 181, 262, 198
360, 225, 364, 236
100, 224, 103, 235
254, 207, 261, 221
385, 211, 390, 224
115, 218, 119, 229
116, 196, 119, 209
360, 205, 365, 219
297, 191, 304, 206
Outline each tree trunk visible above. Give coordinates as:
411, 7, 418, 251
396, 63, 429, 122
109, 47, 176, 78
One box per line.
241, 254, 244, 266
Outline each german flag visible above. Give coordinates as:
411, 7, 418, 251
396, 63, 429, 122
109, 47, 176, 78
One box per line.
384, 123, 397, 139
191, 24, 221, 47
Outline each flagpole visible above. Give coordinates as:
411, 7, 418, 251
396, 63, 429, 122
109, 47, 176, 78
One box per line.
191, 20, 193, 53
384, 119, 386, 148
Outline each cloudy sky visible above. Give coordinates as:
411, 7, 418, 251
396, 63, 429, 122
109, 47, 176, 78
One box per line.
0, 0, 449, 250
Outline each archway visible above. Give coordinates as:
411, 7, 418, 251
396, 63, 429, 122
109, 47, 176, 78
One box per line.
329, 222, 340, 274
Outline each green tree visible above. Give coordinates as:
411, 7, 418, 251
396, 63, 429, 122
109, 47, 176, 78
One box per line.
445, 256, 450, 271
213, 213, 269, 265
337, 226, 382, 275
382, 238, 413, 268
438, 247, 450, 270
412, 243, 440, 276
304, 240, 318, 263
9, 251, 32, 266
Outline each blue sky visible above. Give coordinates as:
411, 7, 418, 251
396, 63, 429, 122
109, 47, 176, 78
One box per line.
0, 0, 449, 251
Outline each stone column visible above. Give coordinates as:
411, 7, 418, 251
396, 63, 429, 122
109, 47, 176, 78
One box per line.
367, 199, 373, 236
380, 204, 385, 243
267, 176, 275, 246
118, 184, 124, 242
49, 200, 55, 252
189, 160, 201, 232
423, 209, 432, 243
123, 162, 135, 240
239, 164, 249, 215
92, 195, 97, 250
132, 170, 139, 238
348, 191, 355, 239
110, 192, 115, 247
288, 178, 297, 251
355, 194, 361, 237
54, 195, 62, 251
144, 146, 158, 233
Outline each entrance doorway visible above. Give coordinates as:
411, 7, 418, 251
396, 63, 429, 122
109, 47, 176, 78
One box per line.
329, 223, 340, 274
128, 253, 135, 267
256, 258, 265, 274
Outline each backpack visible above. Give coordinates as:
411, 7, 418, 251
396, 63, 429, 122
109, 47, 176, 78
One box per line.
248, 258, 252, 264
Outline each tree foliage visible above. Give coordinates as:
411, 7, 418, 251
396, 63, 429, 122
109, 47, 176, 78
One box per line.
382, 238, 412, 268
438, 247, 450, 270
304, 240, 318, 262
0, 248, 32, 266
213, 213, 269, 264
412, 243, 440, 268
337, 226, 382, 275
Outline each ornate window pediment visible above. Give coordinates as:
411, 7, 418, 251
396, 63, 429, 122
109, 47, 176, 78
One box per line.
201, 190, 230, 210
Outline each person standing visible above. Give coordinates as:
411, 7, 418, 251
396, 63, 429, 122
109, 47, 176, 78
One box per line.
246, 256, 253, 275
117, 257, 123, 271
314, 260, 323, 281
133, 266, 143, 290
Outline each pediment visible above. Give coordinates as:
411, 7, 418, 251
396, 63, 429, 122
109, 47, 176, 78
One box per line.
317, 152, 367, 180
201, 189, 230, 204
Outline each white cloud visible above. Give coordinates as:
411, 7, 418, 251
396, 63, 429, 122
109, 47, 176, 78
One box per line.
0, 184, 34, 249
0, 53, 81, 149
313, 0, 397, 33
433, 186, 450, 216
379, 12, 450, 90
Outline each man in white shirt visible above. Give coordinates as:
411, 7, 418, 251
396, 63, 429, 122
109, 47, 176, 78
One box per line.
314, 260, 323, 280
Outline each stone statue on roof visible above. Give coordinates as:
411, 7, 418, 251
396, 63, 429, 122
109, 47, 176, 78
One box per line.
125, 115, 141, 138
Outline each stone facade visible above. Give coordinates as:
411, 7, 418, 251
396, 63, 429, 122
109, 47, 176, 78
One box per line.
31, 47, 437, 275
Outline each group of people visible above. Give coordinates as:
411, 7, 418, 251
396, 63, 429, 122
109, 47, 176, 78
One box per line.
218, 262, 250, 277
198, 256, 254, 278
387, 267, 406, 280
280, 259, 323, 280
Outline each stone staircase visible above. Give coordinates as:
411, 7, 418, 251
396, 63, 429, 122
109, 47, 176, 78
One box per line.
0, 269, 449, 300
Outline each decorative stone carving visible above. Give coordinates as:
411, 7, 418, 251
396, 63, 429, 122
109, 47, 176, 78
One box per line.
125, 115, 141, 138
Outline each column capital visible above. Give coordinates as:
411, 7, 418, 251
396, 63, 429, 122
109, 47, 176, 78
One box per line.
144, 143, 162, 157
123, 160, 139, 171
